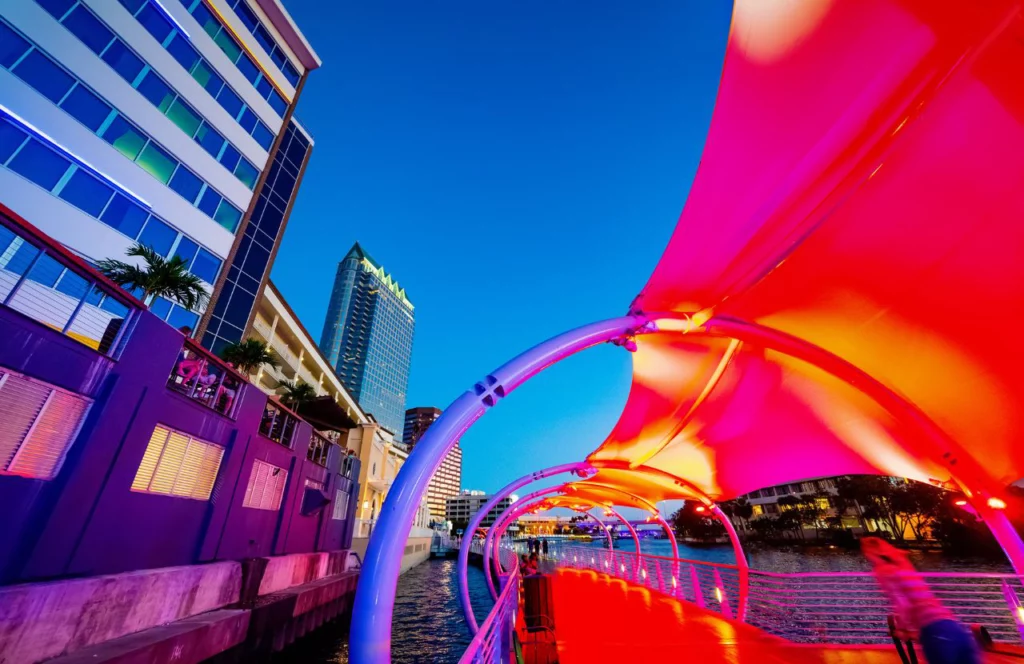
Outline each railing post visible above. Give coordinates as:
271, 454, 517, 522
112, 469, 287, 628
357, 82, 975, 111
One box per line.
60, 282, 92, 335
690, 566, 705, 608
3, 247, 44, 306
1002, 579, 1024, 642
187, 358, 207, 398
714, 568, 733, 619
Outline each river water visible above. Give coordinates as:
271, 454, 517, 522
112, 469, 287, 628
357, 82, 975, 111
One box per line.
278, 539, 1010, 663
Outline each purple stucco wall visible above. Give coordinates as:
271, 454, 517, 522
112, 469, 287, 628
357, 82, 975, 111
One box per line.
0, 306, 360, 584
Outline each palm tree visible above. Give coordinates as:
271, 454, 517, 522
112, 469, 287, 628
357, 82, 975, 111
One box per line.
278, 379, 317, 407
96, 242, 209, 311
220, 338, 279, 374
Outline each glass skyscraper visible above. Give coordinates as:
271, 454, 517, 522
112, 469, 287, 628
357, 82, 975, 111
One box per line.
319, 243, 413, 436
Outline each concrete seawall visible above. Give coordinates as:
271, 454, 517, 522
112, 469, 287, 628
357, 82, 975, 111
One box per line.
0, 549, 360, 664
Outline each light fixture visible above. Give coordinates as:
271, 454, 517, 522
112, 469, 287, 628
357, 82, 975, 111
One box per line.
988, 497, 1007, 510
151, 0, 191, 38
954, 499, 968, 507
695, 506, 706, 513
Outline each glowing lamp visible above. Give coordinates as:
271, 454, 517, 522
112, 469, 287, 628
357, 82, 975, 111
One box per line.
641, 569, 647, 579
671, 577, 677, 587
954, 499, 968, 507
620, 564, 625, 573
988, 498, 1007, 510
695, 506, 706, 513
715, 587, 723, 602
1017, 606, 1024, 624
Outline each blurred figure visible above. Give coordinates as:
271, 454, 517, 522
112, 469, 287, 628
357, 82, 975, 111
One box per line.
862, 537, 980, 664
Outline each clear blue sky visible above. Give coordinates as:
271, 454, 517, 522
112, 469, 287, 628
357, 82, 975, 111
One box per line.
270, 1, 732, 498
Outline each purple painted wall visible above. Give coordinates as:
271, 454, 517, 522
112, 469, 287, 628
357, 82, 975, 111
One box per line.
0, 305, 360, 584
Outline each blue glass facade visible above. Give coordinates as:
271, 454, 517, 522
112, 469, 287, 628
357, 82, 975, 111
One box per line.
319, 244, 414, 436
202, 119, 311, 353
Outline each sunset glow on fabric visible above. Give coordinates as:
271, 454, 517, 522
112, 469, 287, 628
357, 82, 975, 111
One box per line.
583, 0, 1024, 506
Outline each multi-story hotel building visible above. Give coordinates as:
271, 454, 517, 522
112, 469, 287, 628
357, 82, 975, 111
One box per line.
446, 490, 516, 529
404, 406, 462, 523
0, 0, 319, 351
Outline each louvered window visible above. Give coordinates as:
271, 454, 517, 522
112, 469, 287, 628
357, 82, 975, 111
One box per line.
242, 459, 288, 511
0, 369, 91, 479
332, 489, 349, 520
131, 425, 224, 500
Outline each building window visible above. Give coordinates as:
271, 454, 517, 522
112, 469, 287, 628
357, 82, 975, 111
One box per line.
0, 369, 91, 480
304, 477, 325, 491
131, 424, 224, 499
333, 489, 349, 520
242, 459, 288, 510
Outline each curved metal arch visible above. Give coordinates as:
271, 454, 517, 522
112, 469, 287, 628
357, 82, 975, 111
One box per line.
456, 462, 594, 633
487, 494, 641, 586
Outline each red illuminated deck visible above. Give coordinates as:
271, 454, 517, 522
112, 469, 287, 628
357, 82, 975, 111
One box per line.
522, 569, 1018, 664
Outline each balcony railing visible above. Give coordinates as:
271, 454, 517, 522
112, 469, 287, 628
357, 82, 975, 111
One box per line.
166, 339, 245, 417
307, 431, 333, 467
259, 399, 297, 447
1, 207, 139, 357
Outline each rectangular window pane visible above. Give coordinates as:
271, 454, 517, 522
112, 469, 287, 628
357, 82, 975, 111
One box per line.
137, 72, 175, 113
236, 5, 260, 33
0, 22, 31, 69
59, 85, 112, 133
214, 199, 242, 232
168, 167, 202, 203
100, 194, 148, 237
166, 33, 198, 70
214, 30, 242, 64
136, 142, 177, 184
166, 305, 198, 331
191, 3, 219, 39
252, 123, 273, 150
137, 217, 176, 255
165, 98, 202, 137
101, 40, 145, 83
237, 56, 259, 84
269, 49, 287, 72
8, 139, 70, 190
190, 60, 222, 96
13, 50, 75, 103
101, 115, 146, 161
218, 143, 240, 171
282, 62, 299, 87
0, 120, 28, 164
63, 6, 115, 55
194, 124, 225, 158
267, 91, 287, 116
254, 75, 271, 99
238, 108, 257, 133
172, 235, 198, 266
58, 168, 114, 217
149, 296, 172, 320
197, 188, 220, 216
234, 158, 258, 190
191, 248, 221, 283
216, 87, 243, 119
116, 0, 146, 16
137, 4, 173, 43
36, 0, 76, 20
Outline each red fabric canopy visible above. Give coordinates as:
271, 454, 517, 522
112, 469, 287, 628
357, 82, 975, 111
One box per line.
586, 0, 1024, 504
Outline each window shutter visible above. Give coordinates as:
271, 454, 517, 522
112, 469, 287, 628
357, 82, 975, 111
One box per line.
0, 369, 91, 479
243, 459, 288, 511
333, 489, 349, 520
131, 425, 223, 500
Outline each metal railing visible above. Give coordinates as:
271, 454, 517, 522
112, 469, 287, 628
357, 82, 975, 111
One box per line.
460, 564, 521, 663
1, 210, 138, 356
542, 544, 1024, 644
167, 339, 245, 417
259, 399, 297, 446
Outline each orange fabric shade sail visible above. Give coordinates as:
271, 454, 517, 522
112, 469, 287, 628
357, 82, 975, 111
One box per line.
585, 0, 1024, 505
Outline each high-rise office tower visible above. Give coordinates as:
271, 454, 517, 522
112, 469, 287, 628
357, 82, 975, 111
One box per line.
404, 406, 461, 522
0, 0, 319, 351
319, 243, 414, 436
403, 406, 440, 447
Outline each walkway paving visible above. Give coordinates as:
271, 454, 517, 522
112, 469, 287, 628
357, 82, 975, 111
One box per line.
536, 569, 1017, 664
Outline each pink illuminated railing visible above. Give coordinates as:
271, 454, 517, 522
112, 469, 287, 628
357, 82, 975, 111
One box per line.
545, 544, 1024, 644
459, 563, 520, 663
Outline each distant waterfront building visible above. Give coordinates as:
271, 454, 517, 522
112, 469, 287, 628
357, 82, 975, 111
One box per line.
318, 243, 414, 436
0, 0, 321, 351
404, 406, 462, 522
446, 490, 516, 528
